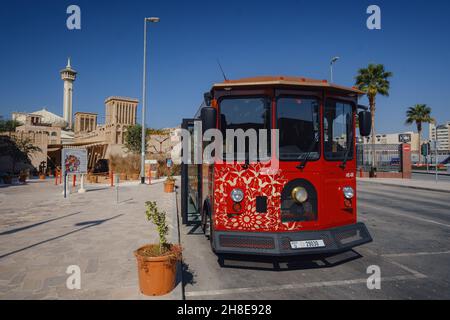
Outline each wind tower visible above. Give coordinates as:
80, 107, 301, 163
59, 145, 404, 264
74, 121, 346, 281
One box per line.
60, 58, 77, 129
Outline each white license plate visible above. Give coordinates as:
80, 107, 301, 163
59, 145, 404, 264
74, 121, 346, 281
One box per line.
290, 239, 326, 249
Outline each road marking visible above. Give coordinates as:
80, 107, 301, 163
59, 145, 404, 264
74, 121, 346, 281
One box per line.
185, 274, 426, 297
382, 250, 450, 258
359, 202, 450, 228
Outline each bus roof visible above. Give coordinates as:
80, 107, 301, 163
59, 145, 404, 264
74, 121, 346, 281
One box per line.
212, 76, 365, 95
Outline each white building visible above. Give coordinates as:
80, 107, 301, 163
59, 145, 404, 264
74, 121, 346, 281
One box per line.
358, 131, 420, 151
429, 122, 450, 152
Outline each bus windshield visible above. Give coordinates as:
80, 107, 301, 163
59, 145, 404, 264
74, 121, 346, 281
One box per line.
277, 97, 320, 161
220, 96, 271, 161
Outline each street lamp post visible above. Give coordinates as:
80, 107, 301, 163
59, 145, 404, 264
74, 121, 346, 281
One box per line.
330, 56, 340, 83
141, 17, 160, 184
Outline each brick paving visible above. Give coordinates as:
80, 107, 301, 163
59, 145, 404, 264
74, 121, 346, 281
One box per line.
0, 178, 181, 300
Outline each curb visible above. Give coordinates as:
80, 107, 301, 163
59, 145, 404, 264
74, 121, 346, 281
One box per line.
357, 179, 450, 194
170, 190, 184, 300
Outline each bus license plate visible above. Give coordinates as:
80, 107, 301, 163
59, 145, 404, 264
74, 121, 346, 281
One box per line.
290, 240, 325, 249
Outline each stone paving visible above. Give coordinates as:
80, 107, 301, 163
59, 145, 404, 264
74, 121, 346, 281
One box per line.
358, 177, 450, 193
0, 178, 181, 300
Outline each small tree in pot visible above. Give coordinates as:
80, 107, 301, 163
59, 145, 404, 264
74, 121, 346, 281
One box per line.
134, 201, 181, 296
164, 166, 175, 193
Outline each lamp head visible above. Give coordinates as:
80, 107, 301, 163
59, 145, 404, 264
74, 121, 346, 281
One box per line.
146, 17, 160, 23
331, 56, 340, 63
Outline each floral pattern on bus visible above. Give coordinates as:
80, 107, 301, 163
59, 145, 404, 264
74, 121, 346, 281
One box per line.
213, 162, 302, 232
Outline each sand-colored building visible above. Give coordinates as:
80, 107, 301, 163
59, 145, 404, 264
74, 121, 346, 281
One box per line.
73, 96, 139, 168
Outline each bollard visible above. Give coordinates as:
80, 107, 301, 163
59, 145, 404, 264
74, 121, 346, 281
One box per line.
110, 170, 114, 187
55, 171, 59, 185
148, 167, 152, 185
73, 175, 76, 187
78, 174, 86, 193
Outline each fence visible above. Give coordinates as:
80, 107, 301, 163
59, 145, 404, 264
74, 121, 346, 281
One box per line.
356, 144, 401, 172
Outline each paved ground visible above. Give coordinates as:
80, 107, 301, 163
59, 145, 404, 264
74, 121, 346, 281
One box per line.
358, 177, 450, 193
180, 182, 450, 300
0, 178, 181, 300
412, 172, 450, 183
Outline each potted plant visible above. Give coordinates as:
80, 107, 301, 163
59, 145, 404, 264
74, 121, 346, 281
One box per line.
38, 161, 46, 180
2, 174, 13, 184
134, 201, 181, 296
164, 168, 175, 193
19, 169, 28, 183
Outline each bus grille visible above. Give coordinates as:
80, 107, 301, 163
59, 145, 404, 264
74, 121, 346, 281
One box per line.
219, 235, 275, 249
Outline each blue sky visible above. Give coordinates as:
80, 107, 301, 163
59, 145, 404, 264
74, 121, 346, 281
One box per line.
1, 0, 449, 137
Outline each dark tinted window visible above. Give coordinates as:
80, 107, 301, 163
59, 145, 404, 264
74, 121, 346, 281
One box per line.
277, 97, 320, 160
220, 97, 271, 160
324, 100, 354, 160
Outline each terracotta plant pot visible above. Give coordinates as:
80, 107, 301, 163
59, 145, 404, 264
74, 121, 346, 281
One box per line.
120, 173, 127, 181
164, 180, 175, 193
3, 176, 12, 184
130, 173, 140, 180
39, 174, 46, 180
134, 244, 180, 296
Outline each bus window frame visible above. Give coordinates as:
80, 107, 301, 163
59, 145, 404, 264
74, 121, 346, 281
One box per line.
275, 94, 322, 163
217, 94, 272, 162
323, 97, 357, 162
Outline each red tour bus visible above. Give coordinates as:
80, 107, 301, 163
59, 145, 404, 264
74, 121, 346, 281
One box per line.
181, 76, 373, 256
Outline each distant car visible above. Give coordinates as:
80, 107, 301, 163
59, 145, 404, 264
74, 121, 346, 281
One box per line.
93, 159, 109, 174
390, 157, 400, 166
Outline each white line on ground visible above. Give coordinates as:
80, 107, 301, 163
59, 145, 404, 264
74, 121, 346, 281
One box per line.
382, 250, 450, 258
185, 274, 426, 297
359, 202, 450, 228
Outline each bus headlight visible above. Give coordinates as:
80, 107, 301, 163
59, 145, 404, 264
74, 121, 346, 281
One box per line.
291, 186, 308, 203
343, 186, 354, 199
230, 188, 244, 203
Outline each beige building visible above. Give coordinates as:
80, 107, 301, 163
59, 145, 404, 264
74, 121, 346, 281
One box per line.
359, 131, 420, 151
73, 96, 139, 168
7, 59, 143, 172
9, 109, 66, 168
429, 122, 450, 152
74, 112, 97, 133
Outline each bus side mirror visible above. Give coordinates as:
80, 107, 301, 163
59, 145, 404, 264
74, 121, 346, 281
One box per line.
201, 107, 217, 133
204, 92, 213, 106
358, 111, 372, 137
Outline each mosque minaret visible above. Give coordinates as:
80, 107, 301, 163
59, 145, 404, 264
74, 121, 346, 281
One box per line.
60, 58, 77, 129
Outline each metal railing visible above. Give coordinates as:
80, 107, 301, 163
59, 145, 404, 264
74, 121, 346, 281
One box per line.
356, 144, 401, 172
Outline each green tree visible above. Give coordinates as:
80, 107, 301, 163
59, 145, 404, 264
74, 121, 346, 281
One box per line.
355, 63, 393, 167
124, 124, 142, 154
0, 119, 20, 133
405, 104, 434, 163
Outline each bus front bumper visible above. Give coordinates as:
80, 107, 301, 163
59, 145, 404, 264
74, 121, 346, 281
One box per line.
212, 222, 372, 256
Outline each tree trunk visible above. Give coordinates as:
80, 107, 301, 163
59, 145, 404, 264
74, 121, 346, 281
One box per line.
417, 122, 422, 164
369, 96, 376, 168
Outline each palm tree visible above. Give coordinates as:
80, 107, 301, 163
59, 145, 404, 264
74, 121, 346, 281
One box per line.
355, 64, 393, 168
405, 104, 434, 164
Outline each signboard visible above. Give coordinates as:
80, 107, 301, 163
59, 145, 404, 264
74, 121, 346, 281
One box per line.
398, 134, 411, 143
62, 148, 88, 174
145, 159, 158, 164
166, 158, 173, 168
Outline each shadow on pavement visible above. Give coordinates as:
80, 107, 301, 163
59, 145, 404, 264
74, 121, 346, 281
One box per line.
0, 214, 123, 259
0, 211, 82, 236
216, 250, 363, 271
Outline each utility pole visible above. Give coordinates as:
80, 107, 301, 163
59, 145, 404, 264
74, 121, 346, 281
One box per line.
140, 17, 160, 184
